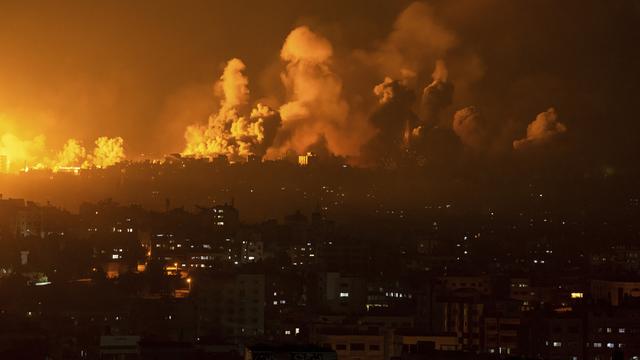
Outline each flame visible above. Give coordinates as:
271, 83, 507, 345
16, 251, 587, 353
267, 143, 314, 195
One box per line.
90, 136, 126, 168
0, 132, 126, 173
182, 58, 281, 161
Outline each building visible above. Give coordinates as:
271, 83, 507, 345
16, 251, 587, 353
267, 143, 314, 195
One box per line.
392, 331, 460, 353
317, 272, 367, 314
522, 309, 584, 360
439, 291, 485, 351
298, 152, 317, 166
238, 229, 263, 264
99, 335, 140, 359
194, 273, 265, 338
591, 279, 640, 306
483, 316, 520, 355
585, 306, 640, 360
245, 345, 336, 360
207, 203, 240, 232
439, 275, 492, 296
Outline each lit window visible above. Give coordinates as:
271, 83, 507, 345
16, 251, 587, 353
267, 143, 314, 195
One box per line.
619, 328, 626, 333
552, 341, 562, 347
593, 343, 602, 348
339, 292, 349, 298
607, 343, 614, 349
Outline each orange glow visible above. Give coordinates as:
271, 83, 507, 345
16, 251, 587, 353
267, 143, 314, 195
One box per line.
0, 133, 125, 173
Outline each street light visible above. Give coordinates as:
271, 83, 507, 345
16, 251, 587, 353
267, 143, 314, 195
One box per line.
187, 278, 192, 291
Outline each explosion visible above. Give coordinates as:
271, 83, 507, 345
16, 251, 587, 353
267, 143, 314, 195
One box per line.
268, 26, 367, 159
0, 134, 126, 173
182, 58, 281, 162
55, 139, 88, 169
91, 136, 126, 168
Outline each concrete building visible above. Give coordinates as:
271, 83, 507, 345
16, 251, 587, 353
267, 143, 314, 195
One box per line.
194, 273, 265, 338
316, 330, 385, 360
318, 272, 367, 314
245, 345, 336, 360
591, 279, 640, 306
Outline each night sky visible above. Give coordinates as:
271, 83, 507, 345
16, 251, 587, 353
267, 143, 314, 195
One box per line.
0, 0, 638, 170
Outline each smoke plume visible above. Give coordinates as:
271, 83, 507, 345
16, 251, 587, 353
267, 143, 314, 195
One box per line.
364, 77, 419, 164
513, 108, 567, 149
358, 2, 458, 80
268, 26, 370, 159
452, 106, 487, 149
420, 60, 454, 127
182, 58, 282, 161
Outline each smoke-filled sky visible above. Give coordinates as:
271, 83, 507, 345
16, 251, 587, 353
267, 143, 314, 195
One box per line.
0, 0, 638, 168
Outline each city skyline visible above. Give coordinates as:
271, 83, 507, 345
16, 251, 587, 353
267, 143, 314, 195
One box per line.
1, 1, 639, 359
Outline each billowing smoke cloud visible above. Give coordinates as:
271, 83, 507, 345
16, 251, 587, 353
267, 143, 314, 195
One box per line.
513, 108, 567, 149
363, 77, 419, 165
268, 26, 370, 159
452, 106, 487, 149
358, 2, 458, 80
420, 60, 454, 127
183, 58, 282, 161
234, 104, 281, 159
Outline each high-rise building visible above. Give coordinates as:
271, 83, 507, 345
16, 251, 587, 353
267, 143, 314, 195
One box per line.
194, 273, 265, 337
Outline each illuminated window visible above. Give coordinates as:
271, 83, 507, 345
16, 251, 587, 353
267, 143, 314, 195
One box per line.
552, 341, 562, 347
339, 292, 349, 298
570, 292, 583, 299
593, 343, 602, 348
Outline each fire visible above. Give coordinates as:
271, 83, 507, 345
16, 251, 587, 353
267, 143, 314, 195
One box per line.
0, 133, 126, 173
182, 58, 281, 162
